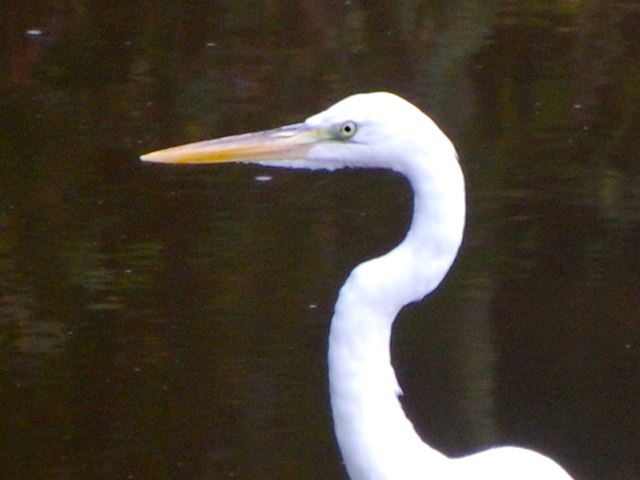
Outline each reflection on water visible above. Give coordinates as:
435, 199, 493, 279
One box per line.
1, 2, 639, 479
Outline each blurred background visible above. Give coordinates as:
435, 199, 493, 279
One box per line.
1, 1, 639, 479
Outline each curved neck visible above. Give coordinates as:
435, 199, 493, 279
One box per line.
328, 155, 465, 480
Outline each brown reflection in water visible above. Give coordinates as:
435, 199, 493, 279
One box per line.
0, 2, 639, 480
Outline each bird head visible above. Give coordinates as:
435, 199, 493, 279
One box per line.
140, 92, 456, 175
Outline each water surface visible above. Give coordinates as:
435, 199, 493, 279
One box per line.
1, 2, 639, 479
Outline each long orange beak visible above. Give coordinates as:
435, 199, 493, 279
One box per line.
140, 123, 324, 165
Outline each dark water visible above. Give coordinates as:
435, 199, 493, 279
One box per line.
1, 2, 639, 479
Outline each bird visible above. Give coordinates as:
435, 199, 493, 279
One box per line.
141, 92, 574, 480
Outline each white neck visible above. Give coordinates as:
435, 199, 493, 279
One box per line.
327, 150, 465, 480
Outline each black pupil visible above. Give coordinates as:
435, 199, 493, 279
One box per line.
343, 124, 352, 134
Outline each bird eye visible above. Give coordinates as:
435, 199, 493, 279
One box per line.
339, 121, 357, 139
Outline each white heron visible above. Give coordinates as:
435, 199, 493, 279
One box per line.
141, 92, 574, 479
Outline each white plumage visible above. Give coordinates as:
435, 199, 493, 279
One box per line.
142, 92, 573, 479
